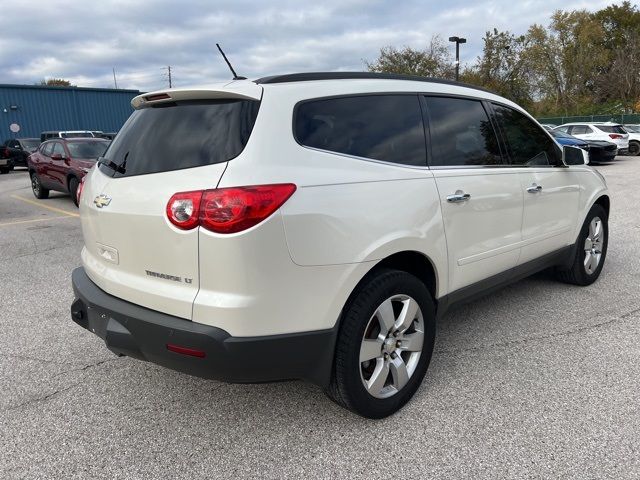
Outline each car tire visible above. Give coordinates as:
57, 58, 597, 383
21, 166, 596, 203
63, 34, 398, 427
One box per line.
69, 177, 80, 207
628, 141, 640, 156
0, 167, 9, 174
556, 204, 608, 286
30, 172, 49, 199
325, 269, 436, 419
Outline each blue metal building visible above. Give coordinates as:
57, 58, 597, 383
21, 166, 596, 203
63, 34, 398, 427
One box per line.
0, 84, 141, 139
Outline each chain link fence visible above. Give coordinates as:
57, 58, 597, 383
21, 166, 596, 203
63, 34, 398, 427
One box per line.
537, 114, 640, 125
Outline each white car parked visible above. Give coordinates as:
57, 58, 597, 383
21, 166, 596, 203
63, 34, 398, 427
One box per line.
554, 122, 629, 153
622, 125, 640, 155
71, 73, 610, 418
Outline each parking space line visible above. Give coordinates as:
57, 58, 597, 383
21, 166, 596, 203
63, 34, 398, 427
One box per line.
0, 216, 76, 228
10, 195, 80, 217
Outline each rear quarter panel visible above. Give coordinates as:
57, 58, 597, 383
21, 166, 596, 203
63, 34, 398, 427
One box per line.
218, 81, 449, 299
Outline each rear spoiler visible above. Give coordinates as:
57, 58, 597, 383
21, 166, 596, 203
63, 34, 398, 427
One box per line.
131, 81, 263, 109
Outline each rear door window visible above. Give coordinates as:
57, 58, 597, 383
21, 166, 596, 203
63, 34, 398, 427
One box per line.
569, 125, 589, 135
294, 94, 426, 166
492, 104, 562, 167
100, 99, 260, 177
425, 96, 503, 167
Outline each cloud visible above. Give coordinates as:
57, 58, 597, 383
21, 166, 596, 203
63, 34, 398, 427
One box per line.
0, 0, 615, 92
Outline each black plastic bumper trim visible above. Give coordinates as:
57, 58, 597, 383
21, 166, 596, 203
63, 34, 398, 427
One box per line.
71, 267, 337, 387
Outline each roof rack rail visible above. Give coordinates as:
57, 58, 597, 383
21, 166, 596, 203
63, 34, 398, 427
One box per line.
255, 72, 495, 94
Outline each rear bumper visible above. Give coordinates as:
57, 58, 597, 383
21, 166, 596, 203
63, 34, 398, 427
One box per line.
71, 267, 336, 386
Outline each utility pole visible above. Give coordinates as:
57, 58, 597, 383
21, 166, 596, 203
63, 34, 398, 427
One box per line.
448, 36, 467, 81
112, 67, 118, 89
165, 65, 172, 88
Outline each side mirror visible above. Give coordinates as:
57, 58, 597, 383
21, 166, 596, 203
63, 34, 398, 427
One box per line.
562, 145, 589, 166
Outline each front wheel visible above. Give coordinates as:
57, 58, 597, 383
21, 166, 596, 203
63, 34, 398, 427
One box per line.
31, 172, 49, 199
325, 269, 436, 418
628, 141, 640, 156
556, 204, 608, 285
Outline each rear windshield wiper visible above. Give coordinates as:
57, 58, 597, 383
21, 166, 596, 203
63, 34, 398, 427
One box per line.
98, 156, 126, 174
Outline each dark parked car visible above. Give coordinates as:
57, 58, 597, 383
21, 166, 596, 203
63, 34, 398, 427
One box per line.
2, 138, 40, 169
28, 138, 110, 206
547, 129, 617, 163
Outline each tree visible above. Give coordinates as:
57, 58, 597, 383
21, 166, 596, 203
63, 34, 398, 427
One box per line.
365, 35, 454, 79
594, 1, 640, 50
462, 29, 533, 108
593, 2, 640, 110
38, 78, 73, 87
524, 10, 608, 116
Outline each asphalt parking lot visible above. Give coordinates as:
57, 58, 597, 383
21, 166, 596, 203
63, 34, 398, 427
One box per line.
1, 160, 639, 479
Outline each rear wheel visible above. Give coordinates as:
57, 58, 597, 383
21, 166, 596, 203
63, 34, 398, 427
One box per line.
69, 177, 80, 207
556, 204, 608, 285
0, 167, 9, 174
30, 172, 49, 199
325, 269, 436, 418
628, 141, 640, 156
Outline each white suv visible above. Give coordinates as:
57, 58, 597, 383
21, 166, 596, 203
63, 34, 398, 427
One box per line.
71, 73, 610, 418
555, 122, 629, 153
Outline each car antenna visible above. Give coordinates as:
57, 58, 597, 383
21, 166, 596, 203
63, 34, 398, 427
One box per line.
216, 43, 246, 80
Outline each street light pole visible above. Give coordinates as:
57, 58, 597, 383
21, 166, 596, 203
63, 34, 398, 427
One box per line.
448, 36, 467, 81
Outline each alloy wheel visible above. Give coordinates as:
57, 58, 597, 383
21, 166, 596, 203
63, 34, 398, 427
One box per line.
31, 175, 40, 196
359, 294, 424, 399
584, 216, 604, 275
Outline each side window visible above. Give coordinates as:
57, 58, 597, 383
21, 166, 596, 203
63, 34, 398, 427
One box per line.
294, 94, 426, 166
426, 96, 502, 167
570, 125, 588, 135
52, 143, 66, 156
43, 142, 55, 156
492, 104, 562, 167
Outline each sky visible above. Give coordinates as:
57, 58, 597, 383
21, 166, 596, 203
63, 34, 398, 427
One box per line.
0, 0, 616, 92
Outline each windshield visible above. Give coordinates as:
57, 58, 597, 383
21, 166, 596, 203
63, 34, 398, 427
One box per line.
598, 125, 626, 134
550, 130, 576, 139
100, 99, 260, 177
67, 141, 109, 159
20, 139, 40, 150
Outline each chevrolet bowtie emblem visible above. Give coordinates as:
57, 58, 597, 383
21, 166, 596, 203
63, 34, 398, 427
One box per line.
93, 194, 112, 208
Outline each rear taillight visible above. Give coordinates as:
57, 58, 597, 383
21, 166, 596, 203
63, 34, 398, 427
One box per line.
77, 176, 86, 204
166, 184, 296, 233
166, 190, 203, 230
609, 134, 623, 139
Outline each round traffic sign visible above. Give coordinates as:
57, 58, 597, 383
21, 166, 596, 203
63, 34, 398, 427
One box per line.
9, 123, 20, 133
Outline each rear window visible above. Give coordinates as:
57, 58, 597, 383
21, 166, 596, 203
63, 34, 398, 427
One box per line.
67, 141, 109, 160
597, 125, 625, 134
294, 95, 426, 166
99, 99, 260, 177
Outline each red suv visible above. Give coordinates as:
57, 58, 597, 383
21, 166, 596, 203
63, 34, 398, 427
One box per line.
28, 138, 110, 206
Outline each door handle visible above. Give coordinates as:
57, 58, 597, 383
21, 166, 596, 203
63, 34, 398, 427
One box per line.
527, 183, 543, 193
446, 190, 471, 203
